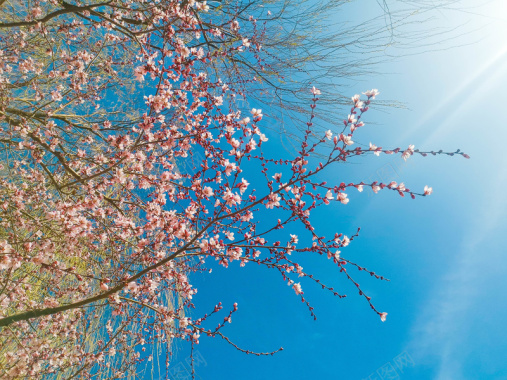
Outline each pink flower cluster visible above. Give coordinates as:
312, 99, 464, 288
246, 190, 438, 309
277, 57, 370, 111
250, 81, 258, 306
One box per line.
0, 1, 468, 378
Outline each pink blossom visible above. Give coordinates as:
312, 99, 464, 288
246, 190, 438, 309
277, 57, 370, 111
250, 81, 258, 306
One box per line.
266, 193, 281, 209
347, 114, 357, 124
311, 86, 321, 95
337, 193, 349, 204
402, 144, 415, 161
196, 1, 209, 11
31, 7, 43, 18
251, 108, 263, 120
223, 190, 241, 207
223, 159, 237, 176
239, 117, 251, 125
229, 138, 240, 149
363, 89, 380, 99
424, 186, 433, 195
352, 95, 364, 108
134, 66, 146, 82
342, 134, 353, 146
126, 282, 138, 292
237, 178, 250, 194
231, 20, 240, 31
369, 143, 381, 156
241, 210, 254, 222
203, 186, 214, 197
51, 90, 63, 102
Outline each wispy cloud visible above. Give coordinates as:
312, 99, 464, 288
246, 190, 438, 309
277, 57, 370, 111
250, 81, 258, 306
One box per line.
406, 153, 507, 379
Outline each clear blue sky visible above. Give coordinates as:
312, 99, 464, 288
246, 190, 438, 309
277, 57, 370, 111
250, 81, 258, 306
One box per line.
167, 1, 507, 379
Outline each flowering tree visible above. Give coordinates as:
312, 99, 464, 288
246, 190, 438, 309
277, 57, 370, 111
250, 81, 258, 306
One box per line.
0, 0, 468, 378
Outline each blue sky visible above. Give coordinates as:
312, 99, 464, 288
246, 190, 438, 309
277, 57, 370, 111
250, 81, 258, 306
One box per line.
167, 1, 507, 379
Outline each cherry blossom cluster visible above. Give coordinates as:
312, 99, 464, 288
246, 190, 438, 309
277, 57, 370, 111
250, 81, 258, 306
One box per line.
0, 1, 467, 378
